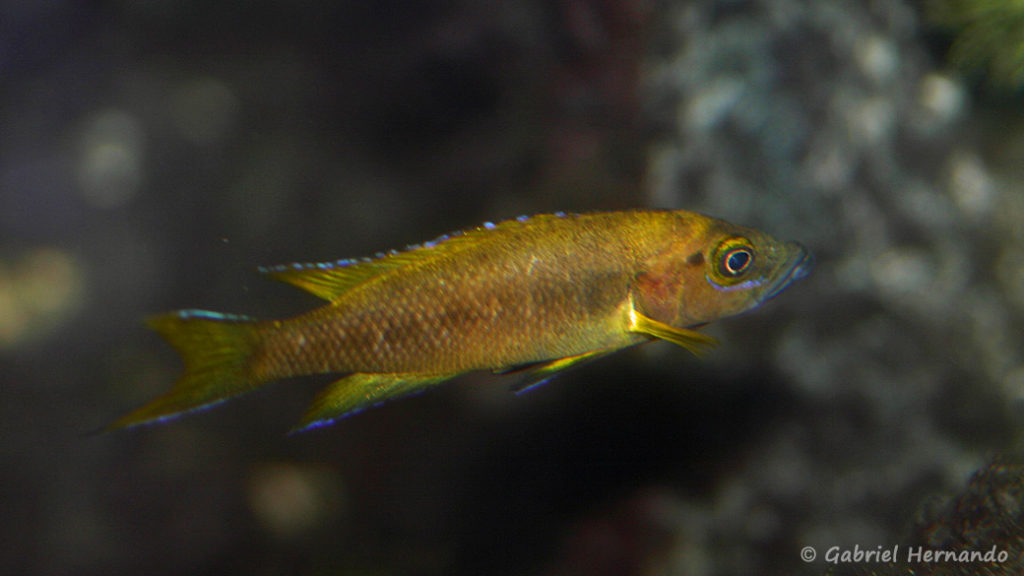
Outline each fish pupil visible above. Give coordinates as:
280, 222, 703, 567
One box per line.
723, 248, 752, 276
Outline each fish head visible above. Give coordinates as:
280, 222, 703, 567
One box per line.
633, 216, 813, 329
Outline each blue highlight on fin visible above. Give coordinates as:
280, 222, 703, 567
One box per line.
412, 231, 459, 252
261, 212, 576, 278
141, 397, 231, 427
175, 309, 256, 322
290, 409, 368, 434
512, 377, 556, 395
258, 258, 362, 276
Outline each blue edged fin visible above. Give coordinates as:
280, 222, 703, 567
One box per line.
260, 213, 579, 301
260, 258, 405, 301
293, 372, 456, 432
627, 300, 718, 357
508, 349, 616, 395
109, 310, 264, 429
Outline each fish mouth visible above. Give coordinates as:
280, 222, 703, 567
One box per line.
760, 242, 814, 303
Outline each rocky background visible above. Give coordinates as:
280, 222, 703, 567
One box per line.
4, 1, 1024, 575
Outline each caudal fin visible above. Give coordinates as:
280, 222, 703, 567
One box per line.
109, 310, 266, 429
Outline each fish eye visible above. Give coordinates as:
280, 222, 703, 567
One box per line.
719, 247, 753, 277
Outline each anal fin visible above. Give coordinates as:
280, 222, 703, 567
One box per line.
293, 372, 455, 432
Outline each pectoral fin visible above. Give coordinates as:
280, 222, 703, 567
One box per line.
628, 305, 718, 357
293, 372, 455, 432
508, 349, 616, 395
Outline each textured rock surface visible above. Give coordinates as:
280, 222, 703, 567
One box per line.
643, 1, 1024, 574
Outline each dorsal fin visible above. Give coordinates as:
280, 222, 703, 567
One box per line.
259, 213, 576, 301
259, 258, 405, 301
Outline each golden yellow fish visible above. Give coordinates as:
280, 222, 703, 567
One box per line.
111, 210, 812, 431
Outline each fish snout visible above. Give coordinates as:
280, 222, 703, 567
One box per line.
760, 242, 814, 303
788, 242, 814, 282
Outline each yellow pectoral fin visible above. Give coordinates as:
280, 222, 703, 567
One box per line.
293, 372, 455, 432
628, 306, 719, 357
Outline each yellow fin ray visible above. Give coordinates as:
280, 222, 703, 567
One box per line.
260, 259, 406, 301
260, 214, 574, 301
507, 349, 618, 395
293, 372, 457, 432
109, 311, 265, 429
627, 305, 719, 357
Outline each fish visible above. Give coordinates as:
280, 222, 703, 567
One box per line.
110, 210, 812, 432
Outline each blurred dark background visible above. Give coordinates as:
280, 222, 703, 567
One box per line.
4, 1, 1024, 575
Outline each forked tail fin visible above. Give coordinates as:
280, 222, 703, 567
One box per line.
109, 310, 266, 429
